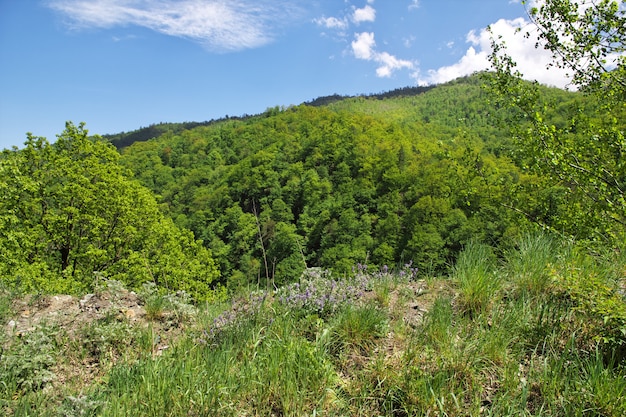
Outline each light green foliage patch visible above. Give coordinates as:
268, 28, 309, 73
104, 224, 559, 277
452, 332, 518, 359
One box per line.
0, 324, 58, 394
0, 122, 220, 300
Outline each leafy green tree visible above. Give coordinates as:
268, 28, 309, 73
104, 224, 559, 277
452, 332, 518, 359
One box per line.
0, 122, 220, 299
488, 0, 625, 241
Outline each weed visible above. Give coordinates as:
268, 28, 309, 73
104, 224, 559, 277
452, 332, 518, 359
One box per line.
0, 324, 58, 394
252, 331, 336, 416
276, 270, 370, 318
419, 296, 454, 348
504, 232, 560, 296
5, 234, 626, 416
139, 282, 197, 327
78, 319, 135, 362
0, 283, 13, 324
58, 394, 104, 417
325, 305, 388, 357
140, 283, 168, 321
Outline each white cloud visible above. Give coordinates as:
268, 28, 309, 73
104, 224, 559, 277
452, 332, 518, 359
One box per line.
314, 16, 348, 30
408, 1, 420, 11
416, 17, 574, 88
375, 51, 414, 77
403, 35, 416, 48
352, 31, 375, 60
316, 3, 413, 78
48, 0, 304, 52
352, 32, 415, 78
417, 0, 625, 87
352, 5, 376, 24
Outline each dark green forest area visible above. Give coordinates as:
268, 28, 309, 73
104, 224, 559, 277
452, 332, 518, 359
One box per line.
113, 74, 604, 290
1, 73, 623, 297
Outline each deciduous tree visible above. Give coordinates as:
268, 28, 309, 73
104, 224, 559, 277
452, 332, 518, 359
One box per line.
0, 122, 220, 299
488, 0, 625, 241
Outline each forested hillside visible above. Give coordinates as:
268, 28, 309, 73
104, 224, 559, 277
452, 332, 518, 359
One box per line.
1, 73, 618, 294
115, 74, 581, 290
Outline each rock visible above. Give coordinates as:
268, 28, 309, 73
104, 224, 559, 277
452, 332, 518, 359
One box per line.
79, 294, 94, 310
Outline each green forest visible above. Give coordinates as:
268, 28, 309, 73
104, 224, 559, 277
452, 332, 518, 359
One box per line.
4, 73, 617, 296
114, 75, 556, 290
0, 75, 579, 296
1, 1, 625, 415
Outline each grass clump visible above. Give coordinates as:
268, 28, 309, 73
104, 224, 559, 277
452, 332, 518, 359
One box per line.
504, 232, 560, 296
324, 304, 388, 358
453, 241, 501, 317
138, 281, 197, 324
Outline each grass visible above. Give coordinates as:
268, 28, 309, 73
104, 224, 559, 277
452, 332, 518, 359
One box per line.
503, 232, 560, 296
453, 241, 501, 317
1, 233, 625, 416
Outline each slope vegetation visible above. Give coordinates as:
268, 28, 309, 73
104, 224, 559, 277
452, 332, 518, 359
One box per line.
117, 74, 576, 289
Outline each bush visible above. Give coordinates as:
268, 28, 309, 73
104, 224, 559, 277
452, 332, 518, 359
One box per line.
0, 325, 58, 394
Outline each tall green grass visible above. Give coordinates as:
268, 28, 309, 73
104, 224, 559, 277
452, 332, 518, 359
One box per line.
504, 232, 561, 296
3, 233, 626, 416
453, 241, 501, 316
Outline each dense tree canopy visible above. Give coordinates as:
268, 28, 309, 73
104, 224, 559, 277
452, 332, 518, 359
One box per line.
0, 122, 220, 299
116, 79, 580, 288
2, 75, 605, 294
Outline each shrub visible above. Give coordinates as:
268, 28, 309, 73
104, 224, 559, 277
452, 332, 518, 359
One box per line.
0, 325, 58, 394
549, 254, 626, 353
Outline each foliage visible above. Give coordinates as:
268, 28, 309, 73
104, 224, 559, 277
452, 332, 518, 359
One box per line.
116, 78, 563, 287
487, 0, 626, 243
0, 324, 58, 394
549, 247, 626, 351
0, 122, 220, 300
525, 0, 626, 95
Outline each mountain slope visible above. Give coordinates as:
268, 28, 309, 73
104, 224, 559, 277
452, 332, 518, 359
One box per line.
115, 74, 580, 288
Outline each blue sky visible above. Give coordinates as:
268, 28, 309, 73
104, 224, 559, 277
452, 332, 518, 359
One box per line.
0, 0, 569, 150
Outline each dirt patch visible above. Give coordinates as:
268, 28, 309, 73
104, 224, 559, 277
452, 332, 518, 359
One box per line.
3, 284, 194, 393
6, 289, 146, 339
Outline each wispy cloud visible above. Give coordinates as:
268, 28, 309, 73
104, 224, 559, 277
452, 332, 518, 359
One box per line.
408, 0, 420, 11
352, 32, 415, 78
47, 0, 304, 52
314, 16, 349, 30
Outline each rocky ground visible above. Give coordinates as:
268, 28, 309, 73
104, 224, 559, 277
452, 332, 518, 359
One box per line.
2, 278, 442, 396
